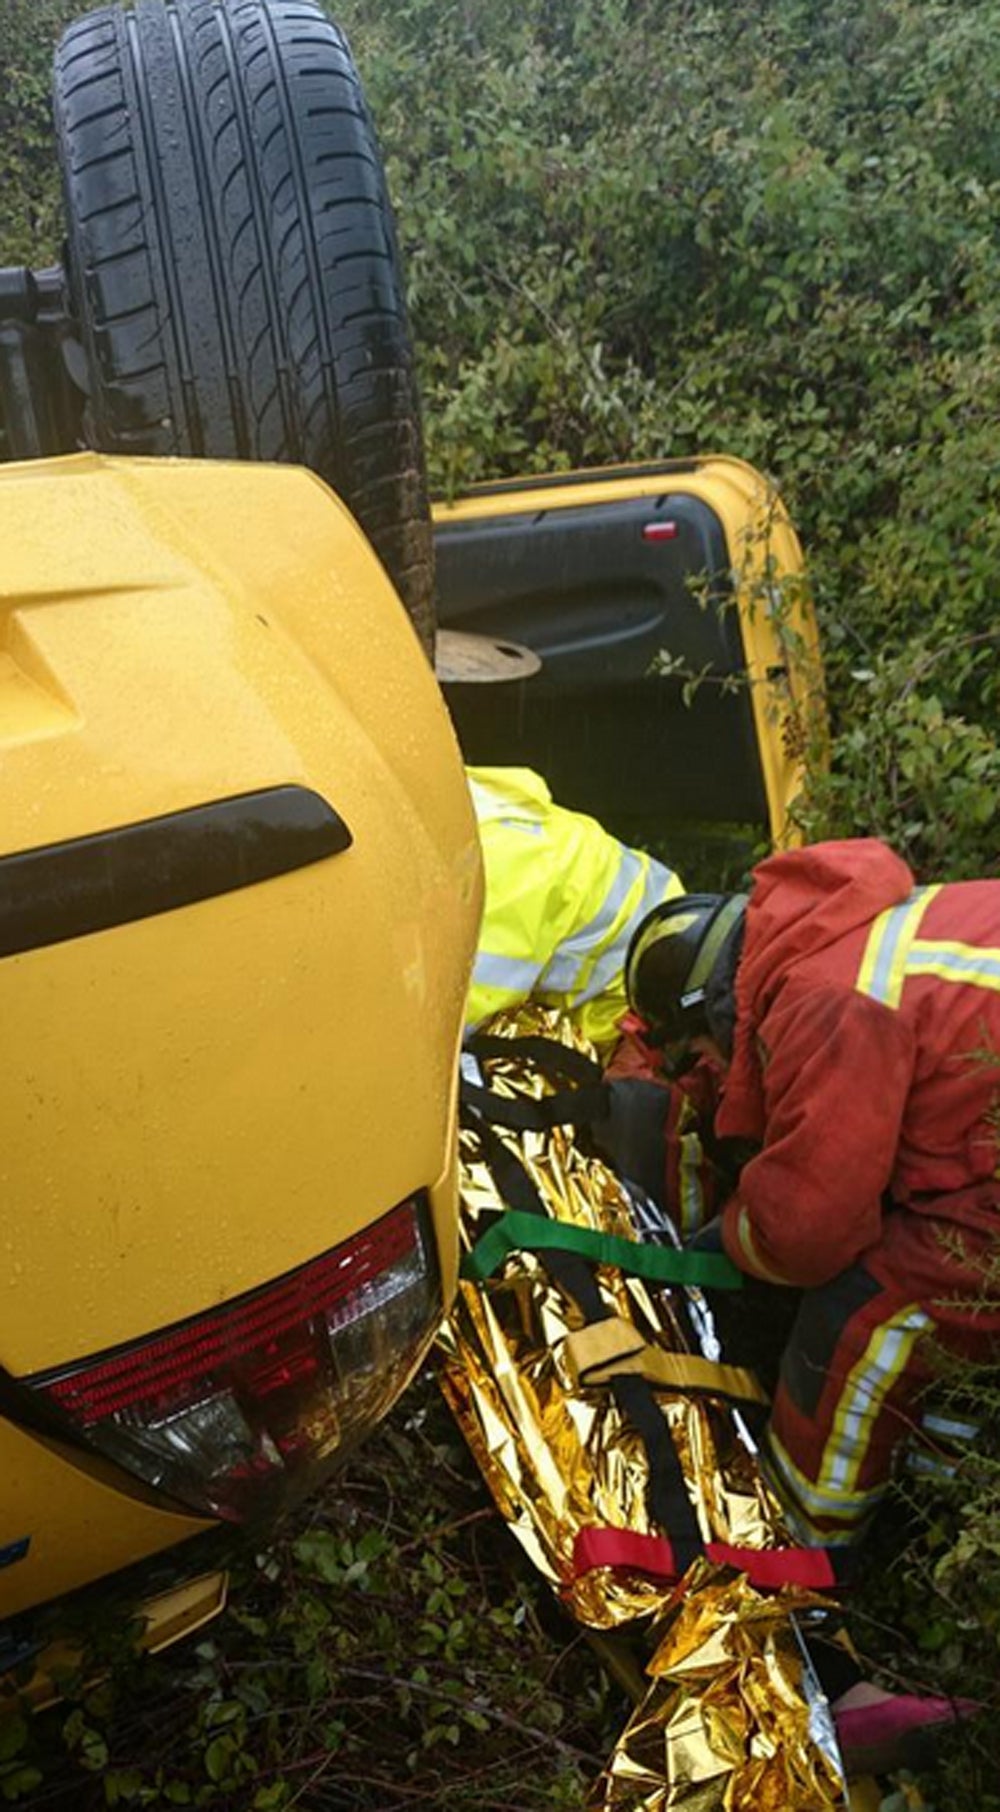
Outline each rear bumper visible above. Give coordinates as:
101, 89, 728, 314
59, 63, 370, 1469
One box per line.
2, 1564, 228, 1710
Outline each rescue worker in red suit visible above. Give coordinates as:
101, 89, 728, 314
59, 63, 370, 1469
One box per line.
622, 837, 1000, 1553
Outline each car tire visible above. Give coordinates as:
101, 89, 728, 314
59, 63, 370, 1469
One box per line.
53, 0, 434, 655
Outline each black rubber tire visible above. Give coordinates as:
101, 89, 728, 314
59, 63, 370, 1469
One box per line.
52, 0, 434, 654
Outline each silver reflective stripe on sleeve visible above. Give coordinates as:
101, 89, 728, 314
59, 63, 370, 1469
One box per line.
470, 950, 545, 996
558, 856, 678, 1007
535, 848, 645, 996
467, 778, 501, 822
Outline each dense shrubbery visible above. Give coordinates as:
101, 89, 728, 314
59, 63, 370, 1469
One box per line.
2, 0, 1000, 1805
337, 0, 1000, 877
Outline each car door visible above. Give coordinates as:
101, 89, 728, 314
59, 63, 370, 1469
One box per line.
434, 457, 822, 856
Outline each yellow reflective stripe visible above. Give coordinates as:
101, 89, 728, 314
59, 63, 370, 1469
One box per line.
734, 1203, 792, 1285
905, 939, 1000, 993
817, 1303, 931, 1499
764, 1430, 883, 1538
678, 1131, 705, 1240
855, 885, 941, 1008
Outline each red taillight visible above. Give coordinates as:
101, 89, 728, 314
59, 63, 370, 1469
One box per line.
29, 1196, 438, 1523
46, 1211, 415, 1425
642, 521, 679, 542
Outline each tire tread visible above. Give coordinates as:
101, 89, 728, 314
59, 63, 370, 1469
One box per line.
53, 0, 434, 649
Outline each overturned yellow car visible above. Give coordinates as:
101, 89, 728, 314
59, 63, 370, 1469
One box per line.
0, 452, 481, 1634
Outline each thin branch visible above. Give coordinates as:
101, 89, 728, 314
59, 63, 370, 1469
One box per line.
346, 1665, 596, 1766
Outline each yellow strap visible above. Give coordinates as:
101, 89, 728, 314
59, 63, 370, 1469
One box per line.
563, 1317, 768, 1404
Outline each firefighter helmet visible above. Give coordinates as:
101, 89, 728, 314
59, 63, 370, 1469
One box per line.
625, 893, 747, 1046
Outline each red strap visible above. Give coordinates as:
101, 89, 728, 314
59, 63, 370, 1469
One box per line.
571, 1526, 837, 1591
706, 1541, 837, 1590
573, 1527, 680, 1580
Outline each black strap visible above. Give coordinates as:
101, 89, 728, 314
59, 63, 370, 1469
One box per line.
610, 1371, 703, 1550
465, 1033, 603, 1086
462, 1105, 702, 1551
462, 1031, 609, 1132
462, 1079, 610, 1132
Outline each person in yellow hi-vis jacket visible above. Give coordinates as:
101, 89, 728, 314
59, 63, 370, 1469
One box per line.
466, 767, 683, 1056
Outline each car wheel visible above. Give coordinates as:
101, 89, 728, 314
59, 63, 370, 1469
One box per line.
53, 0, 434, 655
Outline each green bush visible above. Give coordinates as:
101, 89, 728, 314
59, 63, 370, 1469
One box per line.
335, 0, 1000, 875
0, 1, 77, 264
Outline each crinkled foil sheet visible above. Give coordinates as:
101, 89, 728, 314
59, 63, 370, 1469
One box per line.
590, 1565, 847, 1810
438, 1007, 790, 1629
438, 1008, 851, 1810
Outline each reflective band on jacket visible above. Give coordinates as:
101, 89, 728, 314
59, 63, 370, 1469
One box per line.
465, 767, 681, 1049
460, 1208, 743, 1289
540, 853, 673, 1008
853, 885, 1000, 1010
762, 1301, 932, 1542
733, 1203, 792, 1285
678, 1130, 706, 1240
471, 949, 545, 996
563, 1317, 767, 1403
855, 887, 940, 1008
538, 846, 648, 997
905, 942, 1000, 992
816, 1302, 931, 1499
764, 1431, 885, 1543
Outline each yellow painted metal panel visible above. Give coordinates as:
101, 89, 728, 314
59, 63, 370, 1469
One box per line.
0, 1417, 210, 1619
0, 454, 482, 1372
7, 1572, 229, 1710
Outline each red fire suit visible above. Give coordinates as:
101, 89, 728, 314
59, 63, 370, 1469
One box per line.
689, 840, 1000, 1544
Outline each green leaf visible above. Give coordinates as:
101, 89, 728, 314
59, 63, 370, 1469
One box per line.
253, 1785, 290, 1811
0, 1768, 42, 1804
0, 1724, 26, 1768
204, 1737, 235, 1785
293, 1531, 344, 1586
104, 1770, 144, 1806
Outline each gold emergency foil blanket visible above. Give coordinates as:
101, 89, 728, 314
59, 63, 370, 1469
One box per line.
589, 1566, 849, 1811
438, 1008, 791, 1630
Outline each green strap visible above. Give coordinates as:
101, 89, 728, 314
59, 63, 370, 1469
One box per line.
461, 1209, 742, 1289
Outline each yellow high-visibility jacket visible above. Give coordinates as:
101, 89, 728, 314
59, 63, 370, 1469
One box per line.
467, 767, 683, 1054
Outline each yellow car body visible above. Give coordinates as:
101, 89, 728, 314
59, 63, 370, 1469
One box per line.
0, 452, 482, 1632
